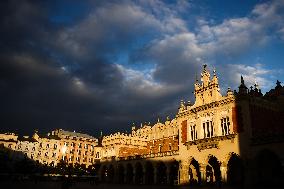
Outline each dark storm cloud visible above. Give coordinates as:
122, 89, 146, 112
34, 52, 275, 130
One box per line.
0, 0, 186, 136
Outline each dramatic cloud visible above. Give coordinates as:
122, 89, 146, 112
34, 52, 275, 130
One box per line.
0, 0, 283, 136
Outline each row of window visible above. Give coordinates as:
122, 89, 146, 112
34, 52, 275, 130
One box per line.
189, 117, 231, 141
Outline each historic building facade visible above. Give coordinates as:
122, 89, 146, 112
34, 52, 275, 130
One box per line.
1, 65, 283, 187
98, 65, 284, 187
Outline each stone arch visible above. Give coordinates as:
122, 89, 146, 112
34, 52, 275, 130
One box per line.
206, 155, 221, 185
227, 153, 244, 186
117, 164, 125, 184
169, 160, 179, 185
188, 158, 201, 185
254, 149, 282, 186
156, 161, 167, 184
134, 162, 144, 184
144, 161, 154, 184
125, 163, 134, 184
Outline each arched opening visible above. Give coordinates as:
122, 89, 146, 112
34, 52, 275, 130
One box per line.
135, 162, 143, 184
126, 163, 133, 184
117, 164, 125, 184
207, 156, 221, 185
108, 164, 115, 183
188, 158, 201, 185
156, 161, 167, 185
227, 153, 244, 186
255, 149, 282, 186
144, 161, 154, 185
100, 165, 107, 182
169, 160, 179, 185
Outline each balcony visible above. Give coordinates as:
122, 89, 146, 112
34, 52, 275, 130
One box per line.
184, 134, 236, 151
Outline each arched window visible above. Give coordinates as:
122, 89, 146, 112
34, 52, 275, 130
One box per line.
221, 117, 230, 135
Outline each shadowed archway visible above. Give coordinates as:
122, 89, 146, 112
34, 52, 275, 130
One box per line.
135, 162, 143, 184
255, 149, 282, 186
156, 161, 167, 184
206, 156, 221, 185
169, 160, 179, 185
227, 153, 244, 186
144, 161, 154, 184
117, 164, 125, 184
126, 163, 133, 184
188, 158, 201, 185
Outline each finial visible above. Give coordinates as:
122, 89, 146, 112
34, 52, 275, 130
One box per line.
187, 100, 192, 106
276, 80, 281, 87
241, 75, 244, 85
213, 67, 216, 76
166, 116, 170, 121
157, 117, 160, 123
100, 130, 103, 137
250, 86, 253, 91
254, 81, 259, 89
203, 64, 207, 70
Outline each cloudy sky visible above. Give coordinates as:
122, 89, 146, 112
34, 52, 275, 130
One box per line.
1, 0, 284, 137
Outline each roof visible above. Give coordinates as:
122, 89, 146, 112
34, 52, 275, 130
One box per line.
59, 130, 97, 140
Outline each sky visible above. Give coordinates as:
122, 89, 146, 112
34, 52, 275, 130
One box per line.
1, 0, 284, 137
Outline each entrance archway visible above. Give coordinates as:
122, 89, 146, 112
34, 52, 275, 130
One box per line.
255, 149, 282, 186
126, 163, 133, 184
108, 164, 115, 183
207, 156, 221, 185
188, 158, 200, 185
227, 153, 244, 185
169, 160, 179, 185
117, 164, 125, 184
156, 161, 167, 184
135, 162, 143, 184
144, 161, 154, 184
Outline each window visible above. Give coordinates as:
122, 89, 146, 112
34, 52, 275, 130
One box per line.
46, 144, 49, 148
159, 144, 162, 153
76, 157, 80, 162
84, 144, 88, 149
169, 143, 172, 151
203, 120, 214, 138
78, 150, 81, 155
84, 151, 88, 155
221, 117, 230, 135
54, 144, 57, 149
190, 124, 198, 141
95, 152, 100, 158
78, 143, 82, 148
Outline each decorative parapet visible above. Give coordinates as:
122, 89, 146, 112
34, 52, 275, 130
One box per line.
184, 134, 236, 151
116, 150, 179, 161
177, 96, 235, 118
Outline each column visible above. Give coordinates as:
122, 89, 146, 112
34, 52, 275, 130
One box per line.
220, 163, 227, 184
199, 164, 207, 185
178, 163, 189, 185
